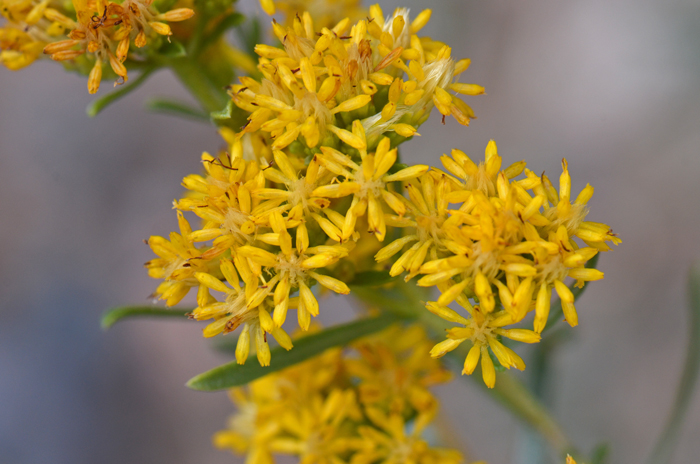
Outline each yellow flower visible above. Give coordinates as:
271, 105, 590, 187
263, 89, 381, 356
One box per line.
313, 134, 429, 241
251, 148, 339, 233
374, 170, 458, 280
427, 298, 540, 388
346, 325, 451, 415
355, 406, 463, 464
213, 380, 282, 464
439, 140, 525, 197
144, 211, 212, 306
230, 4, 480, 154
216, 323, 465, 464
540, 159, 622, 251
269, 389, 362, 461
174, 152, 264, 258
236, 209, 352, 330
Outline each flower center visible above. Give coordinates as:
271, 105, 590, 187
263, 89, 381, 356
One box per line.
354, 168, 385, 199
544, 203, 589, 236
222, 207, 250, 242
287, 177, 315, 213
275, 253, 307, 287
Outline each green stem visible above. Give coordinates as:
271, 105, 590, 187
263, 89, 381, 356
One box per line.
352, 281, 579, 460
168, 57, 228, 114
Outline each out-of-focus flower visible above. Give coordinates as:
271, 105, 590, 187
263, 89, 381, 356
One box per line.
215, 326, 463, 463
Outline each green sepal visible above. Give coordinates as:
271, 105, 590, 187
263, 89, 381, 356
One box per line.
101, 305, 192, 329
211, 99, 234, 120
188, 313, 399, 391
160, 40, 187, 58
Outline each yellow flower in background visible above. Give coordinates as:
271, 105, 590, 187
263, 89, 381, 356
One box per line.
230, 4, 480, 155
1, 0, 195, 91
355, 406, 464, 464
215, 325, 463, 464
346, 325, 451, 414
0, 0, 70, 69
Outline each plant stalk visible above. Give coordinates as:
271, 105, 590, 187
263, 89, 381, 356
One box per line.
168, 57, 229, 114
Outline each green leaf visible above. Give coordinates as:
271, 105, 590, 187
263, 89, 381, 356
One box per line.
200, 12, 245, 50
349, 270, 397, 287
160, 40, 187, 58
211, 99, 234, 120
86, 68, 155, 117
188, 313, 399, 391
145, 98, 210, 121
101, 305, 192, 329
591, 443, 610, 464
646, 262, 700, 464
542, 253, 600, 334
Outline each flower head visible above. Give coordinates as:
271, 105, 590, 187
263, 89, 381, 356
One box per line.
373, 140, 619, 387
229, 5, 481, 155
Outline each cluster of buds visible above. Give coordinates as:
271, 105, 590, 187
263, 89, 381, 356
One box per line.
214, 326, 469, 464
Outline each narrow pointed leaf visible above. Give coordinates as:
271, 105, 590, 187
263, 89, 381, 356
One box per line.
101, 305, 192, 329
146, 98, 210, 121
188, 313, 399, 391
86, 68, 155, 117
349, 270, 397, 287
646, 262, 700, 464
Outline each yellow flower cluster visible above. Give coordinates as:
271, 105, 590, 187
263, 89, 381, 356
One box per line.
229, 5, 482, 157
145, 4, 618, 385
0, 0, 194, 92
214, 326, 474, 464
375, 140, 620, 387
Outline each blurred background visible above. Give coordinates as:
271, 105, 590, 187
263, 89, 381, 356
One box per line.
2, 0, 700, 463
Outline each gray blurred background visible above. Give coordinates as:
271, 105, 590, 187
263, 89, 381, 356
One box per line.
2, 0, 700, 463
